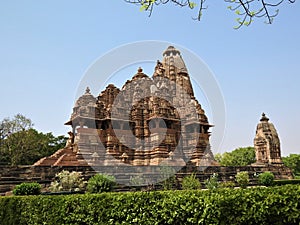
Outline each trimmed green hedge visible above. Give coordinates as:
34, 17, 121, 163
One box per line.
0, 185, 299, 225
274, 179, 300, 185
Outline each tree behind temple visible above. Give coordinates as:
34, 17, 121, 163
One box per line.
282, 154, 300, 177
2, 129, 66, 165
0, 114, 67, 166
0, 114, 33, 141
215, 147, 256, 166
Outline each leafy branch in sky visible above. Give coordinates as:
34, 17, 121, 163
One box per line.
124, 0, 296, 28
226, 0, 296, 29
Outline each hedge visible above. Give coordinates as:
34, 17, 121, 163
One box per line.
0, 185, 299, 225
273, 179, 300, 185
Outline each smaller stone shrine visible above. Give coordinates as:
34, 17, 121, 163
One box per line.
254, 113, 283, 165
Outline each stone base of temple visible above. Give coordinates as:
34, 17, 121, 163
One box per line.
0, 163, 294, 195
251, 163, 292, 179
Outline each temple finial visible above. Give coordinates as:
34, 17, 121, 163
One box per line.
260, 112, 269, 122
85, 87, 91, 94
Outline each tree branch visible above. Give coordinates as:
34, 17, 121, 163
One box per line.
124, 0, 296, 28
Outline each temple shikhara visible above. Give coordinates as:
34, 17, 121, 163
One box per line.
35, 46, 217, 167
254, 113, 283, 165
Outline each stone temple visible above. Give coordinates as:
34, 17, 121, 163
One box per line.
2, 47, 291, 194
35, 46, 217, 167
254, 113, 283, 165
32, 46, 292, 183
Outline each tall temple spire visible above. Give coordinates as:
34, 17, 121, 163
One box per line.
162, 46, 188, 74
161, 46, 194, 97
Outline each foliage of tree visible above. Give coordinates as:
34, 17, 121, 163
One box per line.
0, 114, 67, 166
1, 113, 33, 131
125, 0, 296, 28
181, 173, 201, 190
235, 171, 249, 188
0, 114, 33, 143
87, 174, 116, 193
1, 129, 66, 166
282, 154, 300, 177
49, 171, 86, 192
215, 147, 255, 166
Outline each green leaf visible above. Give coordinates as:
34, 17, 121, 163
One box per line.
188, 2, 197, 9
139, 4, 148, 12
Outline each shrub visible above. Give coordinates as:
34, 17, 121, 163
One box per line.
86, 174, 116, 193
129, 175, 145, 191
13, 182, 41, 196
204, 173, 219, 190
181, 173, 201, 190
258, 172, 275, 186
236, 171, 249, 188
219, 181, 235, 189
49, 170, 86, 192
160, 165, 176, 190
130, 175, 145, 186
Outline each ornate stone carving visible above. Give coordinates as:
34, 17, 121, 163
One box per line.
65, 131, 74, 149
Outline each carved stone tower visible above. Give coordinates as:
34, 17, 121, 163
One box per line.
254, 113, 283, 165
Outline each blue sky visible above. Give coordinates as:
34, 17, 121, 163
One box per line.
0, 1, 299, 156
